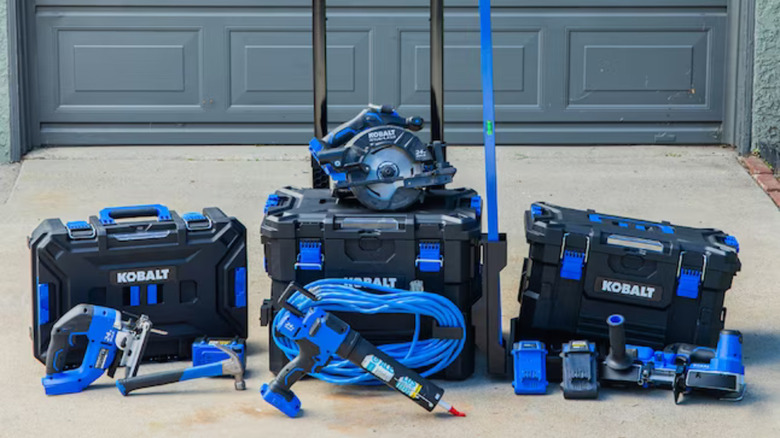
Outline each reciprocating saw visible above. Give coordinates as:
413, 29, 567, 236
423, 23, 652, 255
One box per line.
261, 282, 465, 418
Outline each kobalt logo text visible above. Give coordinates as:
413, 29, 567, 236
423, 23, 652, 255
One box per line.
345, 277, 398, 288
116, 269, 170, 284
601, 279, 656, 300
368, 130, 397, 141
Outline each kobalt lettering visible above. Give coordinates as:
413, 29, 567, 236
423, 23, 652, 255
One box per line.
116, 269, 170, 284
601, 279, 657, 300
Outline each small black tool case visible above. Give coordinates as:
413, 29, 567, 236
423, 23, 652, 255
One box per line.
512, 202, 741, 349
30, 204, 248, 366
260, 187, 482, 380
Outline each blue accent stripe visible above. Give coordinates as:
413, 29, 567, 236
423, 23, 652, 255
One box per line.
37, 283, 50, 325
130, 286, 140, 306
147, 284, 158, 305
235, 267, 247, 308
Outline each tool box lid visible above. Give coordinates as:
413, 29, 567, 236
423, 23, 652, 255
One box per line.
524, 202, 741, 275
261, 187, 482, 240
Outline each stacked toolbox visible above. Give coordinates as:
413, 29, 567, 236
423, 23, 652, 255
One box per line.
512, 203, 741, 349
260, 187, 482, 380
30, 205, 248, 366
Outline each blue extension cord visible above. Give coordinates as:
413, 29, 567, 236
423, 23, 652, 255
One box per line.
272, 279, 467, 385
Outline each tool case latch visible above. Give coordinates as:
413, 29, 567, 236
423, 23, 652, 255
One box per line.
559, 233, 590, 281
676, 252, 707, 299
66, 221, 96, 240
264, 194, 280, 214
416, 242, 443, 272
181, 212, 213, 231
295, 240, 323, 271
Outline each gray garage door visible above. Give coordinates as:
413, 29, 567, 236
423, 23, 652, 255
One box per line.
27, 0, 728, 146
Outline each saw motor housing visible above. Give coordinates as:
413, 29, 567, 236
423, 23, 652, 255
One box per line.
309, 104, 456, 211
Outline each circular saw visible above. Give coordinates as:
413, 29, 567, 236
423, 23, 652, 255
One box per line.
309, 104, 457, 211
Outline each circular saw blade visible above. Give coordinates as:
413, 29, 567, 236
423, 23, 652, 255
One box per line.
349, 145, 423, 211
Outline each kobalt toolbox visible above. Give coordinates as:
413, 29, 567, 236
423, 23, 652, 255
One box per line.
30, 204, 248, 366
260, 187, 482, 380
512, 202, 741, 349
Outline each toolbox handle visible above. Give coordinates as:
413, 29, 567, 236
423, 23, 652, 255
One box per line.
98, 204, 172, 225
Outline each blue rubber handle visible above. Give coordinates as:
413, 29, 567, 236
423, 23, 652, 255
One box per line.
98, 204, 172, 225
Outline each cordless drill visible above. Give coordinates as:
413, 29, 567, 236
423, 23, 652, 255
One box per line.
261, 283, 465, 418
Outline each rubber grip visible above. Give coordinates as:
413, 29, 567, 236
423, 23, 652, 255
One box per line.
116, 370, 185, 395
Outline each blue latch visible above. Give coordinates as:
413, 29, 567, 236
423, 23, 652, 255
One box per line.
37, 283, 50, 325
66, 221, 96, 240
512, 341, 548, 395
416, 242, 443, 273
676, 269, 701, 299
560, 250, 586, 281
234, 267, 247, 308
182, 212, 212, 231
147, 284, 158, 305
295, 241, 323, 271
264, 194, 280, 214
531, 204, 543, 217
470, 195, 483, 216
724, 235, 740, 253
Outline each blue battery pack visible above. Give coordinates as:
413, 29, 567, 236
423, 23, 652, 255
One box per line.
192, 337, 246, 368
512, 341, 548, 395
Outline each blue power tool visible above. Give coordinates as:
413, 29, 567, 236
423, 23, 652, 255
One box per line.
261, 283, 465, 418
600, 314, 745, 403
42, 304, 157, 395
308, 104, 456, 211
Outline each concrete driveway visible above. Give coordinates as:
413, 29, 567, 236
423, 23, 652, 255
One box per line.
0, 145, 777, 437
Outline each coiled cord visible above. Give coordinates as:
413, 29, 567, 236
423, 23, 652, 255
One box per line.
272, 278, 466, 385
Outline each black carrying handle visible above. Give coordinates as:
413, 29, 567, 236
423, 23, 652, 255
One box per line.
116, 369, 185, 395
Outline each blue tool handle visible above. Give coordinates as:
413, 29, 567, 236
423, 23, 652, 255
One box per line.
44, 305, 99, 375
99, 204, 172, 225
116, 362, 224, 396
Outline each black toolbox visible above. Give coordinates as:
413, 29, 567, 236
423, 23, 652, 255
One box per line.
30, 204, 248, 366
260, 187, 482, 380
512, 202, 741, 349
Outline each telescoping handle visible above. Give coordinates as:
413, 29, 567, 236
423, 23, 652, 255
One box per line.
98, 204, 172, 225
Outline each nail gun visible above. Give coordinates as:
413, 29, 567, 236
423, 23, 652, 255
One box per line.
261, 283, 465, 418
41, 304, 163, 395
600, 314, 746, 403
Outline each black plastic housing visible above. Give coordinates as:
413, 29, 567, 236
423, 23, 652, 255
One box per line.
512, 203, 741, 349
30, 207, 248, 366
260, 187, 482, 380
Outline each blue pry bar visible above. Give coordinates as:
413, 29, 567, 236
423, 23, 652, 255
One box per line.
234, 267, 247, 308
560, 250, 585, 281
512, 341, 549, 395
676, 269, 701, 299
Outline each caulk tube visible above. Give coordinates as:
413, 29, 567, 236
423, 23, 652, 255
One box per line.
337, 330, 465, 416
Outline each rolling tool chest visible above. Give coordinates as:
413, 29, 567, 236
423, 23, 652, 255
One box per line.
260, 187, 482, 380
512, 203, 741, 349
30, 205, 248, 366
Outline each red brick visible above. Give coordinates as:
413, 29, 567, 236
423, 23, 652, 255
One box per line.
768, 191, 780, 209
740, 156, 773, 175
755, 173, 780, 192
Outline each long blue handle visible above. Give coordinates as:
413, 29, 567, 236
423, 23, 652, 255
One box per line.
480, 0, 499, 242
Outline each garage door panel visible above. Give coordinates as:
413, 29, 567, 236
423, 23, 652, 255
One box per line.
399, 28, 541, 122
568, 30, 712, 109
57, 30, 202, 107
229, 29, 370, 114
